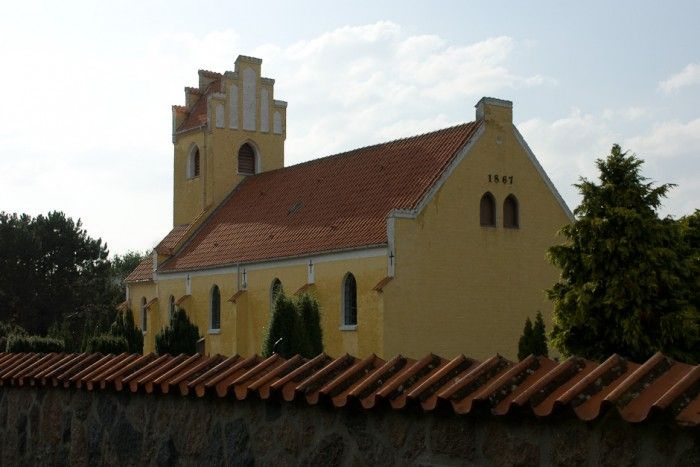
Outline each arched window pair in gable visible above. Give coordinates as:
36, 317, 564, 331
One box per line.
187, 145, 201, 179
480, 192, 519, 228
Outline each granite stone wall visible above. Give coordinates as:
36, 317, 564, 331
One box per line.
0, 386, 697, 466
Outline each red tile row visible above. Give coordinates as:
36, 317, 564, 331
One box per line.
0, 351, 697, 426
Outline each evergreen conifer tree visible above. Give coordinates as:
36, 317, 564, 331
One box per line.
155, 308, 200, 356
532, 312, 549, 357
548, 145, 700, 363
298, 293, 323, 358
517, 317, 534, 361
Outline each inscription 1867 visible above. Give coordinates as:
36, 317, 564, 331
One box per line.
488, 174, 513, 184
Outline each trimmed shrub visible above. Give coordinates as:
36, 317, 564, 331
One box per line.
85, 334, 129, 354
110, 308, 144, 354
155, 308, 200, 356
298, 293, 323, 358
6, 334, 65, 353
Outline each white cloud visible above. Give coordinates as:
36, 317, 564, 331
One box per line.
0, 22, 555, 254
520, 110, 700, 218
659, 63, 700, 93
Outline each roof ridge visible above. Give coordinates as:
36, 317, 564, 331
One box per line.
250, 121, 477, 179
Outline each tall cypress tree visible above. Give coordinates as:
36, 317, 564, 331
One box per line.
517, 317, 534, 361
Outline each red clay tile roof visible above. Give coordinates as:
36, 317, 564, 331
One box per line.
178, 78, 222, 132
154, 224, 191, 255
125, 256, 152, 283
160, 122, 481, 272
0, 351, 697, 426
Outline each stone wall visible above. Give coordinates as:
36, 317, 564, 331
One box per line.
0, 386, 696, 466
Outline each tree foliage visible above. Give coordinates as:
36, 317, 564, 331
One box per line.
85, 334, 129, 354
109, 308, 144, 354
6, 334, 65, 353
0, 211, 118, 347
517, 312, 548, 360
263, 292, 323, 359
548, 145, 700, 363
155, 308, 201, 356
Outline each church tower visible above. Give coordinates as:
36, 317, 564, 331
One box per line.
171, 55, 287, 227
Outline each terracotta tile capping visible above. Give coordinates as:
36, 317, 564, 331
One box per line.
231, 354, 286, 400
324, 354, 385, 407
407, 355, 476, 409
69, 354, 125, 388
0, 353, 38, 381
121, 354, 170, 386
212, 355, 261, 397
138, 354, 191, 393
376, 354, 444, 408
248, 354, 306, 399
299, 354, 357, 404
10, 353, 49, 377
33, 354, 80, 383
526, 359, 598, 416
16, 353, 64, 386
85, 353, 134, 390
445, 356, 513, 414
188, 355, 241, 395
271, 353, 332, 402
604, 352, 668, 405
4, 353, 46, 382
42, 353, 90, 384
677, 397, 700, 426
653, 365, 700, 410
620, 361, 694, 422
56, 353, 104, 386
154, 353, 203, 387
348, 355, 411, 408
103, 354, 154, 390
491, 357, 558, 416
175, 355, 225, 395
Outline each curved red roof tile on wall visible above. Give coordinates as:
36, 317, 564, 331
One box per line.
0, 351, 697, 426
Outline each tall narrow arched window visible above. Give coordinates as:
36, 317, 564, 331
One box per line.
480, 192, 496, 227
210, 285, 221, 331
238, 143, 256, 175
187, 145, 201, 179
141, 297, 148, 332
503, 194, 519, 228
270, 278, 283, 313
168, 295, 176, 322
342, 273, 357, 327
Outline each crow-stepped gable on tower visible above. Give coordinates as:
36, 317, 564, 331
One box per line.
170, 55, 287, 227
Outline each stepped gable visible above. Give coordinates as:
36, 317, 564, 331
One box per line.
159, 122, 481, 272
0, 351, 697, 427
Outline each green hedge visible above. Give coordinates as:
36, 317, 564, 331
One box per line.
85, 334, 129, 354
6, 334, 65, 353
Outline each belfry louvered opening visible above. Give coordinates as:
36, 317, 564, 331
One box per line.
238, 143, 256, 175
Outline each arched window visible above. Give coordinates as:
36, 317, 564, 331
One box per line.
342, 273, 357, 327
503, 194, 519, 228
270, 278, 283, 312
210, 285, 221, 331
187, 145, 201, 179
168, 295, 175, 322
480, 192, 496, 227
141, 297, 148, 332
238, 143, 256, 175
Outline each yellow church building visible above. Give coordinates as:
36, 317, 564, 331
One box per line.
126, 55, 572, 360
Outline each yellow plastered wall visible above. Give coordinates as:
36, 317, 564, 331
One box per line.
382, 103, 570, 360
136, 255, 386, 357
127, 282, 156, 352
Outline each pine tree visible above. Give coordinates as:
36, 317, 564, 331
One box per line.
263, 293, 307, 358
110, 308, 144, 354
548, 145, 700, 363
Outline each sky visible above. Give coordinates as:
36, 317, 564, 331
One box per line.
1, 1, 698, 256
